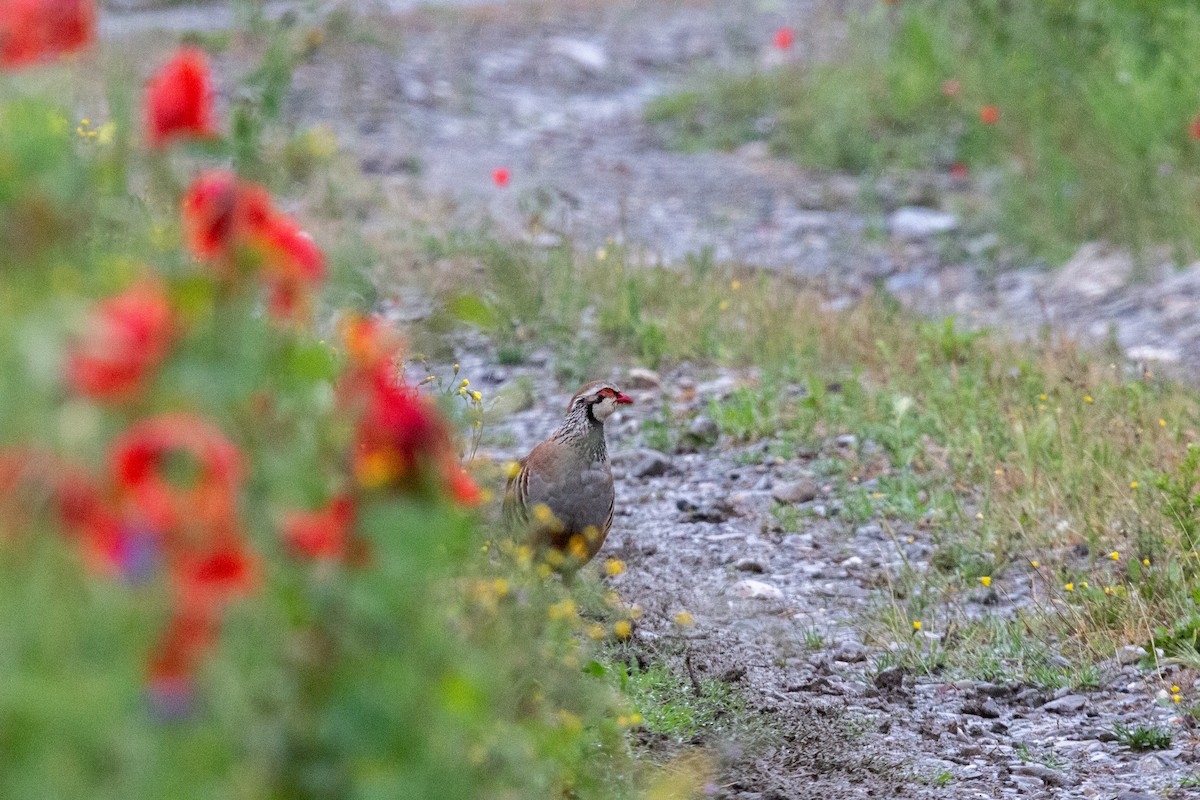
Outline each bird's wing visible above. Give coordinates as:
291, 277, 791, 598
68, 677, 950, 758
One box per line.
503, 455, 530, 530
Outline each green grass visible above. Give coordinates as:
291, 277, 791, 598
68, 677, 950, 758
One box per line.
646, 1, 1200, 263
1112, 723, 1174, 751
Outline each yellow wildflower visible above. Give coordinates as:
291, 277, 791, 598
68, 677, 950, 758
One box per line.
1064, 583, 1074, 592
719, 300, 730, 311
471, 390, 482, 402
1143, 558, 1151, 567
731, 279, 741, 291
1039, 393, 1047, 401
613, 620, 632, 639
587, 623, 606, 640
606, 558, 625, 577
980, 576, 991, 587
558, 710, 582, 734
547, 598, 577, 621
912, 620, 922, 631
1110, 551, 1120, 561
1130, 482, 1138, 489
1159, 418, 1167, 427
674, 611, 695, 627
1172, 685, 1181, 693
1173, 694, 1182, 704
1031, 560, 1040, 568
1084, 395, 1094, 403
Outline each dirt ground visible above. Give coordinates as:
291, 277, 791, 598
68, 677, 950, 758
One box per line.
103, 1, 1200, 796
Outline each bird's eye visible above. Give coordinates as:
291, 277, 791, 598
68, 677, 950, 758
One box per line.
599, 388, 615, 398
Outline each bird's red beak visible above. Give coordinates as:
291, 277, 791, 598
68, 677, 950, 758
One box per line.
615, 392, 633, 405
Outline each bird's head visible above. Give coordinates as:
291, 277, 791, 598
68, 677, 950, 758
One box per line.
568, 380, 633, 423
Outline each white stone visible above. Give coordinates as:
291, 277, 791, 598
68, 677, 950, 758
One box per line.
888, 207, 960, 239
549, 38, 610, 73
730, 579, 784, 600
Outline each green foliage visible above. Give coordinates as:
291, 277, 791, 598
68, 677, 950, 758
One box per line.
618, 660, 747, 744
1112, 723, 1174, 752
0, 25, 651, 800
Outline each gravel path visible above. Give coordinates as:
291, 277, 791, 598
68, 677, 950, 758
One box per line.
479, 355, 1200, 799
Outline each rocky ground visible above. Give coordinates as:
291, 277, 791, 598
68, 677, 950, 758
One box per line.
104, 0, 1200, 796
468, 349, 1200, 799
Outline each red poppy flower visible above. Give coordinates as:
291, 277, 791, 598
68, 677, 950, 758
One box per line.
354, 383, 448, 491
174, 542, 257, 608
67, 281, 173, 401
773, 27, 795, 50
354, 381, 481, 506
109, 412, 243, 542
257, 212, 326, 319
283, 495, 355, 560
448, 467, 482, 507
181, 170, 272, 265
145, 47, 217, 149
949, 162, 969, 180
336, 314, 402, 407
1189, 114, 1200, 141
492, 167, 510, 187
146, 605, 218, 691
0, 0, 95, 69
979, 105, 1000, 125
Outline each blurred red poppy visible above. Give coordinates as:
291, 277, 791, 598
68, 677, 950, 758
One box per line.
174, 542, 257, 609
980, 105, 1000, 125
448, 467, 482, 507
773, 27, 795, 50
283, 495, 355, 560
181, 170, 272, 266
337, 314, 402, 407
110, 412, 243, 542
949, 162, 969, 180
67, 281, 174, 401
257, 212, 326, 319
354, 381, 481, 506
0, 0, 94, 69
145, 47, 217, 148
492, 167, 510, 187
181, 171, 326, 316
1189, 114, 1200, 140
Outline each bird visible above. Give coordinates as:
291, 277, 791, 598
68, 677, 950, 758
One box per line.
504, 380, 633, 569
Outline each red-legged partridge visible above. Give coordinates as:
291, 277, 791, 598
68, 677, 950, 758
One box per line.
504, 381, 633, 567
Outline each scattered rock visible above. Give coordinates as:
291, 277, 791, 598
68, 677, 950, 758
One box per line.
632, 450, 671, 478
1052, 241, 1132, 299
680, 415, 720, 450
771, 478, 818, 505
1041, 694, 1087, 714
832, 641, 867, 663
548, 37, 610, 74
961, 699, 1001, 719
835, 434, 858, 449
729, 579, 784, 601
888, 207, 960, 239
873, 666, 906, 691
1117, 645, 1147, 666
1013, 764, 1067, 787
625, 367, 661, 389
733, 558, 766, 573
1137, 754, 1166, 774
